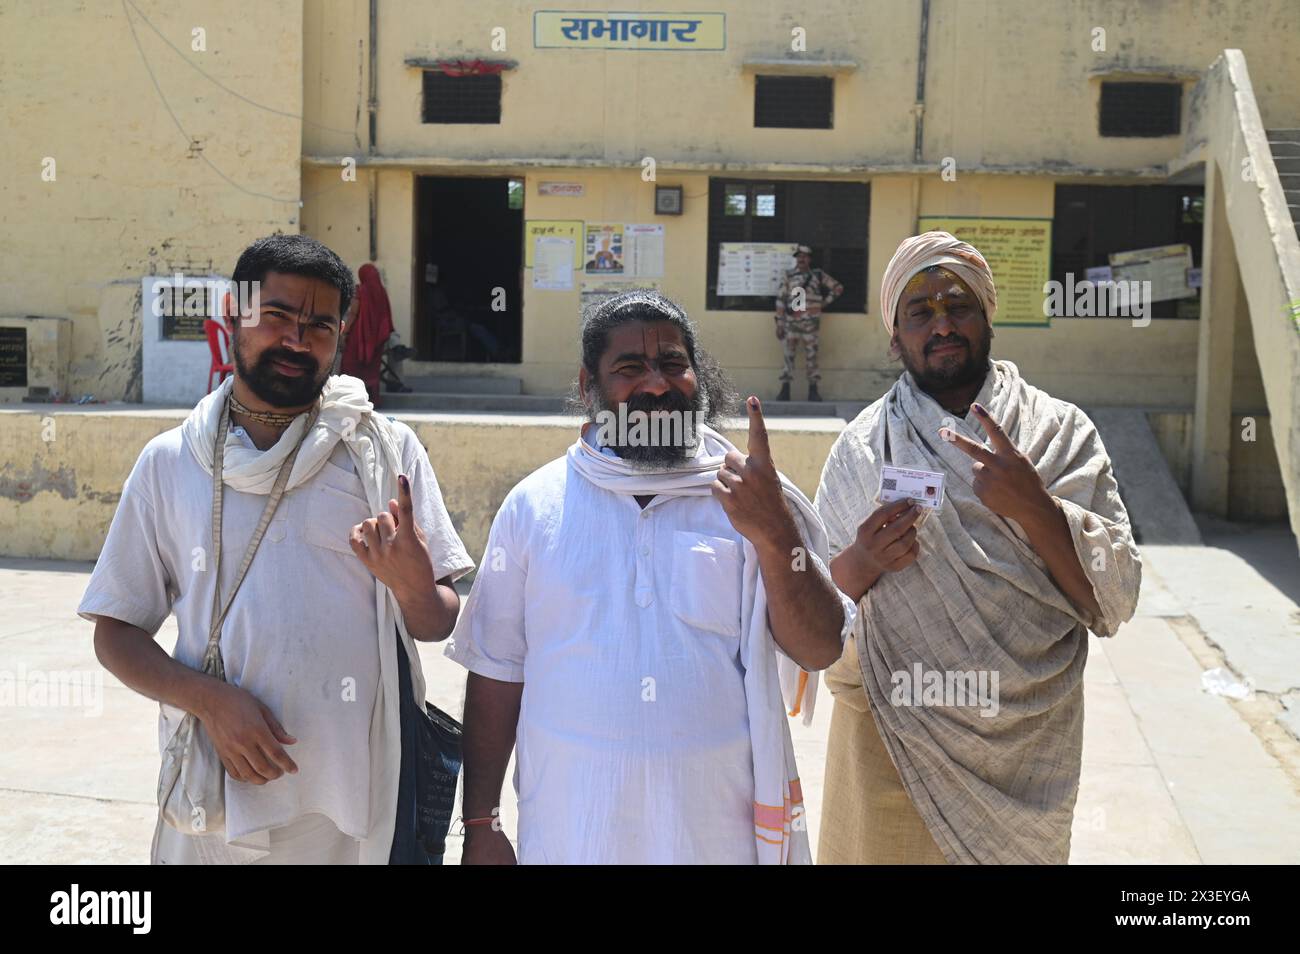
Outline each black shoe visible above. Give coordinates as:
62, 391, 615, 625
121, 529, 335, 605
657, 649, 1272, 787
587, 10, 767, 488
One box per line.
808, 383, 822, 402
776, 382, 791, 402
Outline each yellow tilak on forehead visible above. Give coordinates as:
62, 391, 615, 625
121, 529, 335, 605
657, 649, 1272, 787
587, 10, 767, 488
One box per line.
903, 267, 964, 293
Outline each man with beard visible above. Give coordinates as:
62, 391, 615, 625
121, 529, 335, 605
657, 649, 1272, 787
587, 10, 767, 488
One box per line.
814, 231, 1141, 864
446, 290, 856, 864
79, 234, 474, 864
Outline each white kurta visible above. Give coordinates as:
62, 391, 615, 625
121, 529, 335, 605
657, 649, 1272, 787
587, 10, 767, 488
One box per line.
79, 421, 474, 857
446, 433, 851, 864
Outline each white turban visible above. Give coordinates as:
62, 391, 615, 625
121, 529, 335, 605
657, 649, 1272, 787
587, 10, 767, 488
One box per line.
879, 230, 998, 336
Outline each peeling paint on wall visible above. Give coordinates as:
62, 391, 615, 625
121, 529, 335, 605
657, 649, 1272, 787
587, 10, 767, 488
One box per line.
0, 460, 77, 502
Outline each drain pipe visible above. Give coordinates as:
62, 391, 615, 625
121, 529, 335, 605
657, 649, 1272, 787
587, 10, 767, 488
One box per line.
913, 0, 930, 164
367, 0, 378, 261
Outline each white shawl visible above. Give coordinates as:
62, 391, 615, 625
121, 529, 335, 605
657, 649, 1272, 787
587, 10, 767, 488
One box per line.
178, 374, 418, 865
567, 422, 833, 864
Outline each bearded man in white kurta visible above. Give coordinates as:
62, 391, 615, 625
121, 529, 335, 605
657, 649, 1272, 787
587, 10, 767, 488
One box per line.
80, 235, 473, 864
816, 232, 1141, 865
447, 291, 856, 865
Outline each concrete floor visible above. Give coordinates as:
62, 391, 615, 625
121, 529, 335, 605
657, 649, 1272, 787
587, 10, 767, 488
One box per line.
2, 531, 1298, 864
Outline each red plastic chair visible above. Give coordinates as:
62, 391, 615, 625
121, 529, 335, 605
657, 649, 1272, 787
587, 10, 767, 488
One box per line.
204, 318, 234, 393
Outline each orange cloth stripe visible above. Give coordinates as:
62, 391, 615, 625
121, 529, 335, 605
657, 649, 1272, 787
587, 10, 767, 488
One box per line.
788, 670, 810, 717
754, 802, 785, 830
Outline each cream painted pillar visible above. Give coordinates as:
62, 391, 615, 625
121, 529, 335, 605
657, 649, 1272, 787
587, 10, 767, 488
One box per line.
1192, 163, 1242, 516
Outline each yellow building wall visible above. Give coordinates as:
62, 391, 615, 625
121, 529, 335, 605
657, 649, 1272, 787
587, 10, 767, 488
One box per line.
0, 0, 304, 402
298, 0, 1297, 411
303, 164, 1210, 408
302, 0, 1300, 170
4, 0, 1296, 406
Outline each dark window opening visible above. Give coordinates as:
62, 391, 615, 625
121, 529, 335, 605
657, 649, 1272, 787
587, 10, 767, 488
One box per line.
1099, 81, 1181, 137
1051, 184, 1204, 320
706, 178, 868, 312
422, 72, 502, 124
754, 75, 833, 129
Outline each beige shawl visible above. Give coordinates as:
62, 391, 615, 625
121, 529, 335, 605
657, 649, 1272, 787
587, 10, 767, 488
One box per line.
815, 360, 1141, 863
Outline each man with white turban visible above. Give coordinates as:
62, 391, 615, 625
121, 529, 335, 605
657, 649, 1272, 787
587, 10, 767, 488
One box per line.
814, 231, 1142, 864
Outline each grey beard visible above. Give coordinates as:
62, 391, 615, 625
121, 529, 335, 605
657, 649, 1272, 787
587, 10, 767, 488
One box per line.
585, 383, 705, 469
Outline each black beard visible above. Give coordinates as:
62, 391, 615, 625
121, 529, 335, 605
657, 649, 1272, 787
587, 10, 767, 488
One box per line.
900, 328, 992, 395
588, 382, 702, 467
233, 336, 330, 408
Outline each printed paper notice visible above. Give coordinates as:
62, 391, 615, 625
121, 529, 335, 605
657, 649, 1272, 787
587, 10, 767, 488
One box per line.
533, 237, 574, 290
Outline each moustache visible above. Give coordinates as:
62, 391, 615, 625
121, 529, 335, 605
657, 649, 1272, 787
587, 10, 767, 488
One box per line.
624, 389, 695, 413
260, 349, 317, 372
925, 335, 969, 354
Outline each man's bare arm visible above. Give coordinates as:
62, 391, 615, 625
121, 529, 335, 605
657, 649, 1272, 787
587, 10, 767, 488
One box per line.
460, 671, 523, 864
714, 398, 847, 671
93, 616, 298, 784
755, 526, 848, 671
94, 616, 224, 718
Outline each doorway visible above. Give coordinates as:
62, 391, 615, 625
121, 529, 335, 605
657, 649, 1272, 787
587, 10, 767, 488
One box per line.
413, 176, 523, 363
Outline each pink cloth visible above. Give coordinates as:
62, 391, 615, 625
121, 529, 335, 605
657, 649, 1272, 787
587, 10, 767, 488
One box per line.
879, 231, 998, 336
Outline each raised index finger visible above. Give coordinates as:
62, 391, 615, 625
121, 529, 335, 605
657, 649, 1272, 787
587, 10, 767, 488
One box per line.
398, 473, 415, 520
971, 403, 1014, 453
745, 396, 771, 462
940, 427, 996, 465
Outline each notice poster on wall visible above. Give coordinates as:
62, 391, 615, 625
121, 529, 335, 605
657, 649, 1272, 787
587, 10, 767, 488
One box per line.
624, 223, 665, 277
533, 237, 575, 290
525, 220, 584, 267
916, 216, 1052, 326
580, 280, 661, 314
1109, 244, 1196, 303
716, 242, 797, 296
584, 223, 625, 274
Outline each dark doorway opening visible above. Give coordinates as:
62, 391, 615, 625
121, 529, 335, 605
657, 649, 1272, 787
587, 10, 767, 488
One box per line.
413, 176, 523, 363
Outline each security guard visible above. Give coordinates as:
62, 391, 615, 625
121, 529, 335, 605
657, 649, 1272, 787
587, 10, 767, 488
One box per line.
774, 244, 842, 402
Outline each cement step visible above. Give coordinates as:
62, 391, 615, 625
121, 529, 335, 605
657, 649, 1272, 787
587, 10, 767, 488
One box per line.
381, 392, 566, 413
1087, 407, 1202, 545
1268, 141, 1300, 156
1266, 127, 1300, 140
1272, 155, 1300, 174
394, 374, 522, 395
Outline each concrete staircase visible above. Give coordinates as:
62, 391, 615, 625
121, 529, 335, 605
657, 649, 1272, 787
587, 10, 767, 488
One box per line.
1176, 51, 1300, 554
1268, 128, 1300, 242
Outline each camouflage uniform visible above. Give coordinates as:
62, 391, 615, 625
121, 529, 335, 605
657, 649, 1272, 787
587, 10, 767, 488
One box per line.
775, 265, 843, 384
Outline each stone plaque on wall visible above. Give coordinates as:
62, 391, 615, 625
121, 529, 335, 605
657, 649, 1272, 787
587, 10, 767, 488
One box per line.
0, 326, 28, 387
158, 284, 211, 341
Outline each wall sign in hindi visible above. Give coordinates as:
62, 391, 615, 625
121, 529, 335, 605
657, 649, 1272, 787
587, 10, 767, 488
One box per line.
917, 216, 1053, 326
534, 11, 726, 50
0, 326, 29, 388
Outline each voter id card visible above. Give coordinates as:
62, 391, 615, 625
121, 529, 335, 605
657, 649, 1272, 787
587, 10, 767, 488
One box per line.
877, 465, 945, 510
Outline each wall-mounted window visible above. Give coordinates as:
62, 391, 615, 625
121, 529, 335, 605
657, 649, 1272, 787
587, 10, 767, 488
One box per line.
422, 71, 502, 124
1099, 81, 1182, 137
707, 178, 868, 311
754, 75, 833, 129
1051, 184, 1204, 319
